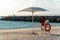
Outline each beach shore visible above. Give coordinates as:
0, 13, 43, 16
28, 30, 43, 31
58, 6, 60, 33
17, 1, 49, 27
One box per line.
0, 27, 60, 40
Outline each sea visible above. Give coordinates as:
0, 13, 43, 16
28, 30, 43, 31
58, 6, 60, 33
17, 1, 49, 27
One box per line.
0, 20, 60, 30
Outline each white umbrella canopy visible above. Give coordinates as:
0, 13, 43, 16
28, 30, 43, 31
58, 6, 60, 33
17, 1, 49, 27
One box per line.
18, 7, 48, 12
18, 7, 48, 34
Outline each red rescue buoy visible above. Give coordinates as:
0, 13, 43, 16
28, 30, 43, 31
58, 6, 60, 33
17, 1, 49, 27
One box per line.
44, 23, 51, 32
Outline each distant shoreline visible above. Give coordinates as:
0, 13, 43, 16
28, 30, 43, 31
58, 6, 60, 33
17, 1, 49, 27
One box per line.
0, 20, 60, 23
0, 16, 60, 22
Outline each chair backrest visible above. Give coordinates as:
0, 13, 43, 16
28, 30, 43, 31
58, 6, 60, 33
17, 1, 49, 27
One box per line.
45, 20, 49, 23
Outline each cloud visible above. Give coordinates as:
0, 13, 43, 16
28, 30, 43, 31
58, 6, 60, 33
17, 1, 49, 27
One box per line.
33, 0, 60, 16
0, 0, 33, 16
0, 0, 60, 16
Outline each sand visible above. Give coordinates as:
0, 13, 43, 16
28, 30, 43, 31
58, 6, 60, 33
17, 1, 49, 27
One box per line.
0, 27, 60, 40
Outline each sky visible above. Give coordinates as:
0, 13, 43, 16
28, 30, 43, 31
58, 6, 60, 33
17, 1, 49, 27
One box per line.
0, 0, 60, 16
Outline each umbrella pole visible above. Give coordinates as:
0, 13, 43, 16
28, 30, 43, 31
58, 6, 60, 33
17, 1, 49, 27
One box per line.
31, 12, 37, 35
32, 12, 34, 33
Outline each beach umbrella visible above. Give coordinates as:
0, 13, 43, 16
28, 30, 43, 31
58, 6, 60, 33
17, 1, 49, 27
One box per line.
18, 7, 48, 34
